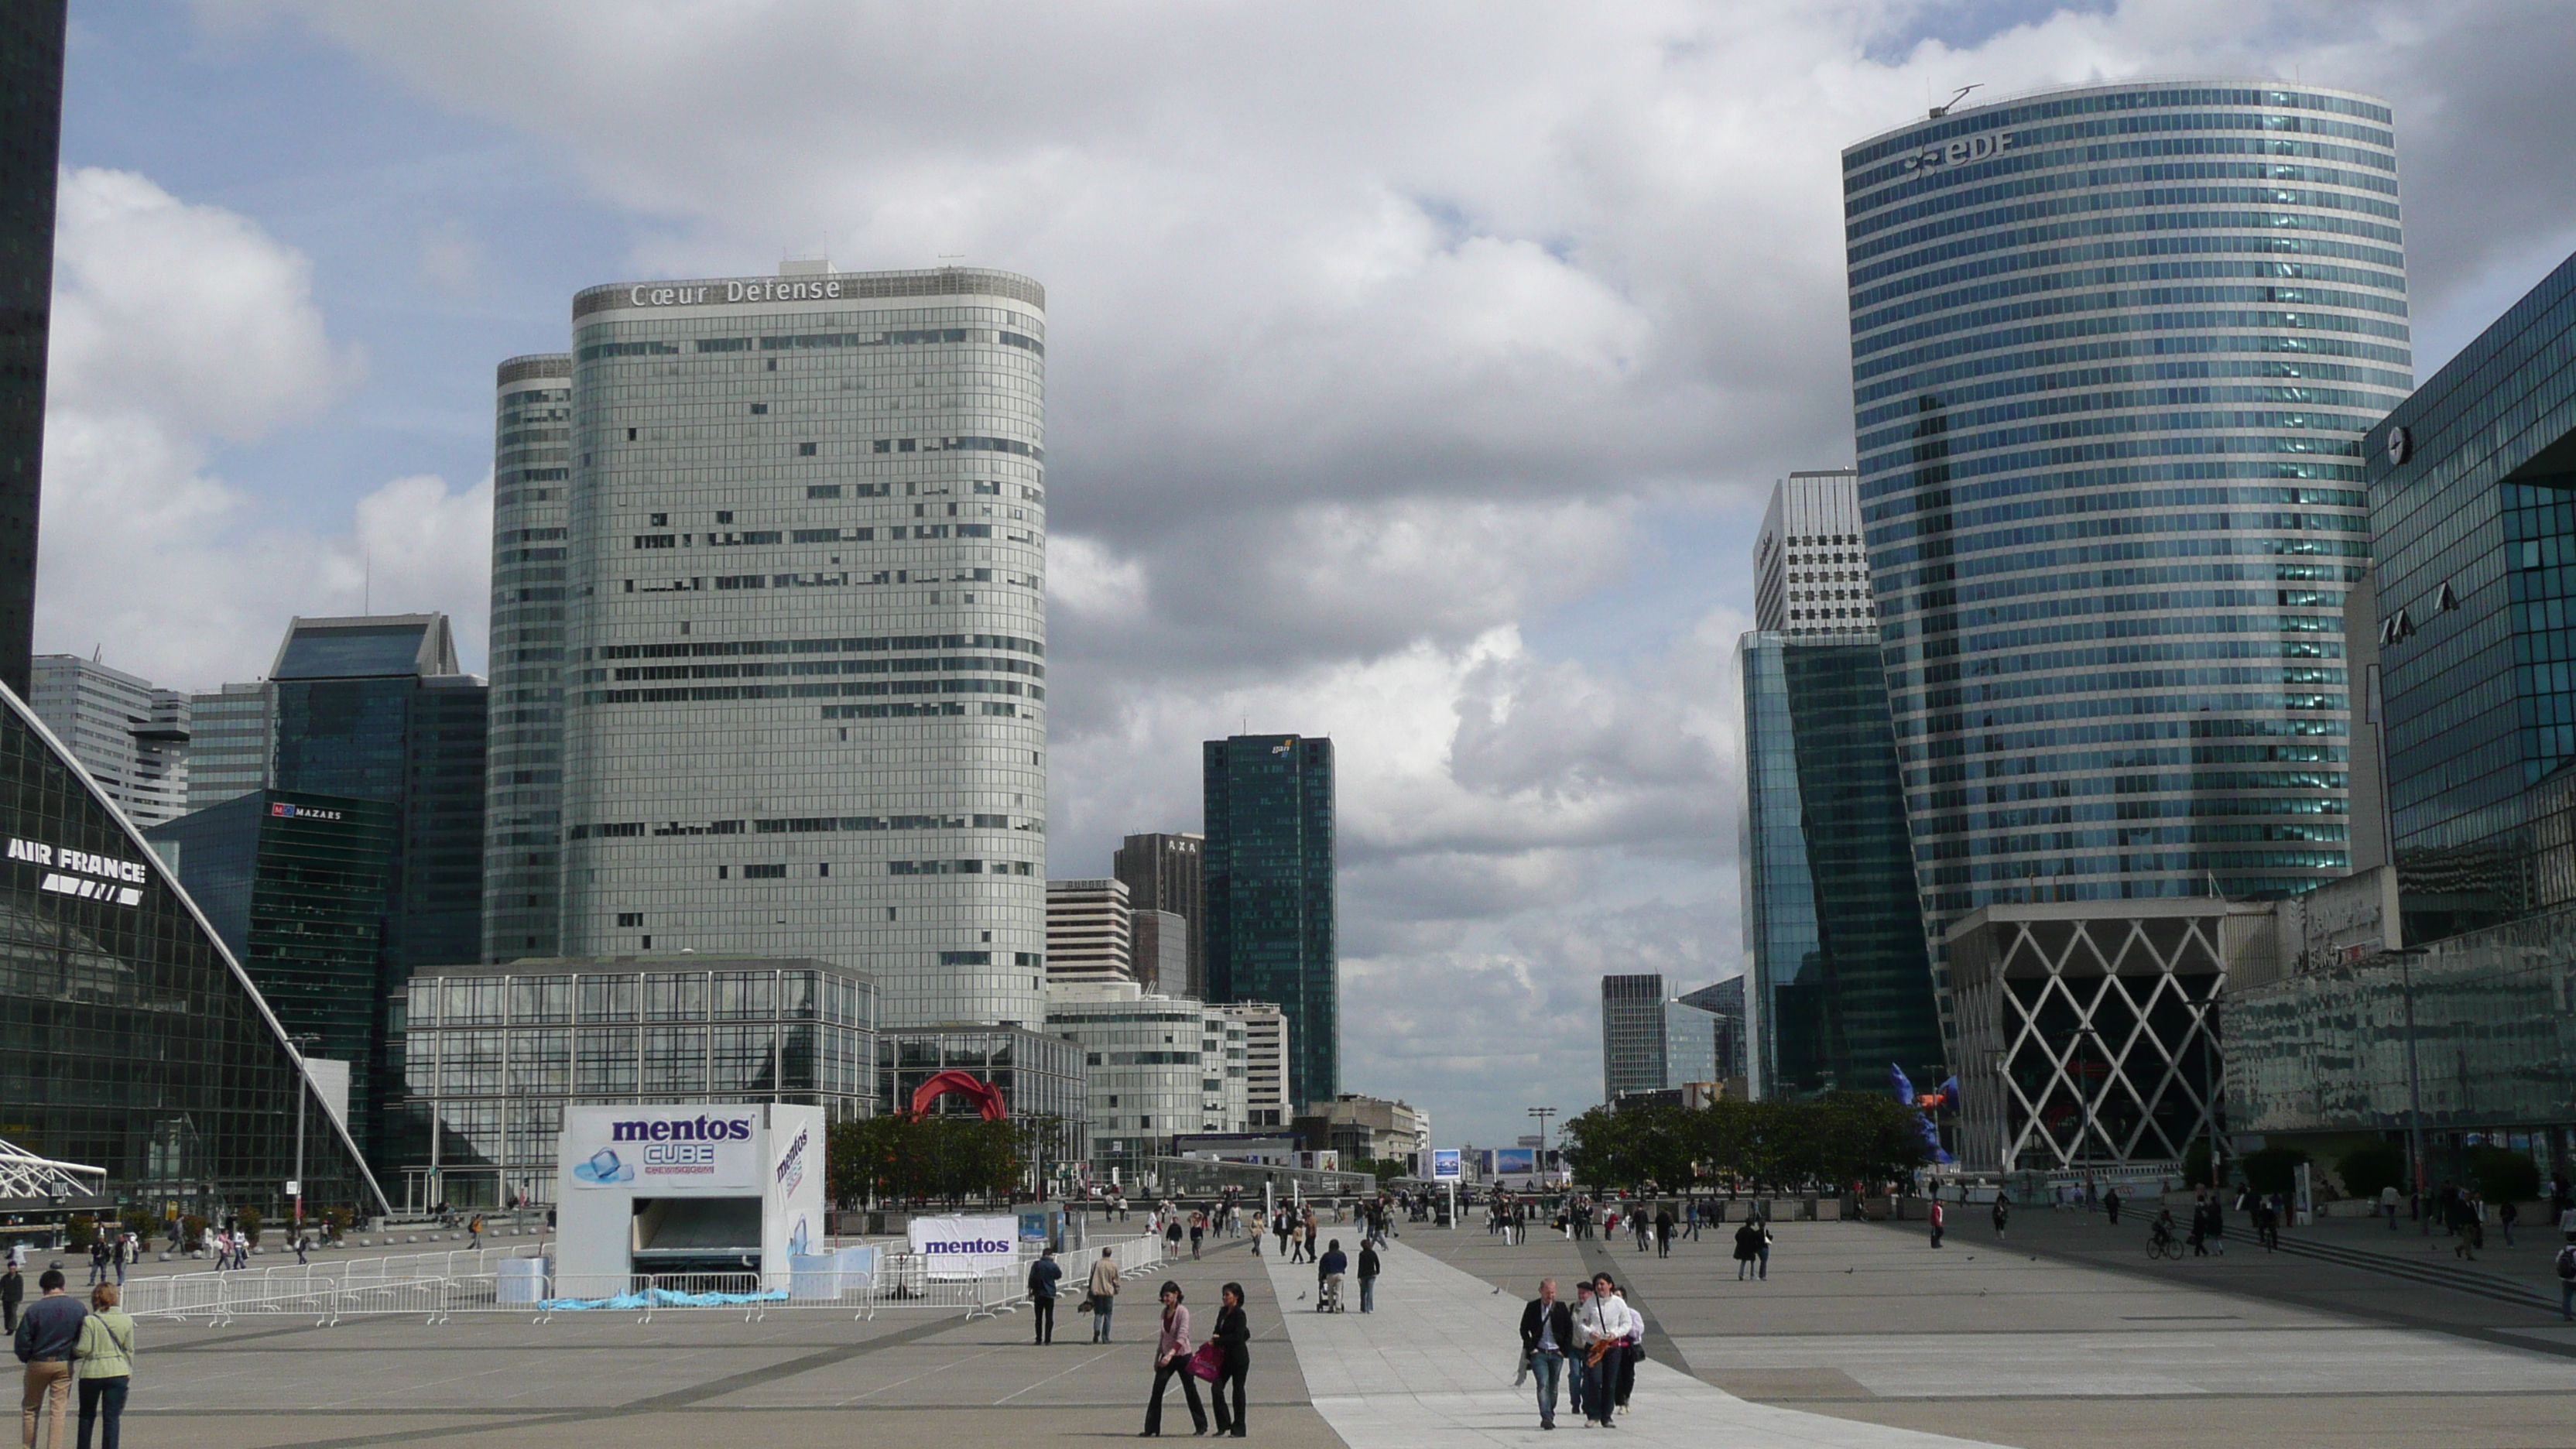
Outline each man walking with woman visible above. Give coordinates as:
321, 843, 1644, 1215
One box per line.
1573, 1270, 1635, 1427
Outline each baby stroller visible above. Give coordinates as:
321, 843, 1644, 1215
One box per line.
1318, 1271, 1346, 1313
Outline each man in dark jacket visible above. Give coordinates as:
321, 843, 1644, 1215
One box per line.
1355, 1242, 1382, 1314
0, 1266, 18, 1334
1317, 1241, 1348, 1312
14, 1268, 85, 1449
1518, 1278, 1574, 1430
1026, 1247, 1063, 1345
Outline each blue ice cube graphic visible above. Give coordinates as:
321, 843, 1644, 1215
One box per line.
576, 1147, 632, 1184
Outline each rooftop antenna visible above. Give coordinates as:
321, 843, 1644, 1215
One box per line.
90, 644, 99, 663
1929, 84, 1981, 119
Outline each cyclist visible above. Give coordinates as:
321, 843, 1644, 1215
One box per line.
2150, 1208, 2179, 1255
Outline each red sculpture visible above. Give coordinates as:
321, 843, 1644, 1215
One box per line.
910, 1068, 1009, 1120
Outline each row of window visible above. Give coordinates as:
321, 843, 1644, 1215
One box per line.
1860, 308, 2412, 388
574, 813, 1036, 841
1859, 335, 2410, 420
1854, 259, 2404, 339
1857, 361, 2410, 437
413, 969, 869, 1026
1917, 821, 2347, 851
1852, 204, 2406, 297
1861, 423, 2374, 489
597, 656, 1042, 683
1846, 91, 2393, 174
631, 522, 1010, 548
623, 566, 1033, 593
1893, 691, 2345, 738
1852, 229, 2404, 306
1919, 769, 2347, 809
1865, 485, 2366, 543
581, 678, 1040, 707
595, 631, 1040, 660
1853, 179, 2406, 265
1879, 509, 2368, 572
1851, 129, 2401, 217
1852, 163, 2401, 251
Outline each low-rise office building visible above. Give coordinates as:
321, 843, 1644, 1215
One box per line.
1216, 1001, 1288, 1127
398, 955, 875, 1208
1293, 1093, 1429, 1168
1046, 981, 1245, 1180
1046, 877, 1132, 985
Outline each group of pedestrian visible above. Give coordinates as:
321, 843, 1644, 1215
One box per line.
12, 1269, 135, 1449
1139, 1280, 1250, 1438
1516, 1273, 1642, 1430
1732, 1214, 1774, 1279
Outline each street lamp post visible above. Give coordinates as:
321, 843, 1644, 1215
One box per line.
2387, 947, 2431, 1230
2074, 1025, 2102, 1209
286, 1033, 320, 1234
1526, 1106, 1556, 1175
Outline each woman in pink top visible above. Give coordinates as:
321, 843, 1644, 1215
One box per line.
1140, 1279, 1207, 1437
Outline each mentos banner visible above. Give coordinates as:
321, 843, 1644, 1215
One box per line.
909, 1214, 1019, 1279
564, 1107, 763, 1192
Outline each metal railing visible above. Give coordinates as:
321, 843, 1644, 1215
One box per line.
121, 1231, 1167, 1327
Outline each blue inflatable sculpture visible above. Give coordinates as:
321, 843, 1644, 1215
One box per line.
1889, 1064, 1958, 1166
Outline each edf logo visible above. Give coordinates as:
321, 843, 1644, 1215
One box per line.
1903, 132, 2015, 170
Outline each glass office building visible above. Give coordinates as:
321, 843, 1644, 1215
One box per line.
399, 954, 875, 1208
0, 1, 63, 701
1738, 629, 1946, 1097
144, 790, 398, 1163
1843, 84, 2410, 1019
1599, 973, 1665, 1099
185, 683, 272, 812
30, 656, 190, 828
0, 680, 382, 1216
2367, 247, 2576, 939
557, 265, 1050, 1032
1203, 734, 1337, 1107
484, 355, 573, 962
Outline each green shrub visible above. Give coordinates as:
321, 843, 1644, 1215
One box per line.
179, 1214, 207, 1253
2468, 1146, 2540, 1204
2337, 1142, 2407, 1200
235, 1206, 263, 1245
63, 1213, 94, 1250
2239, 1146, 2309, 1195
2182, 1140, 2215, 1188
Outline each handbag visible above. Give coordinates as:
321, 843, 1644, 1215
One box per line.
1187, 1340, 1225, 1382
1076, 1294, 1098, 1314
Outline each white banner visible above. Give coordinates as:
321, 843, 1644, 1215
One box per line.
908, 1214, 1019, 1279
562, 1105, 765, 1192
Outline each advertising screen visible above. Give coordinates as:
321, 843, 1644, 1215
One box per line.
1492, 1148, 1536, 1175
908, 1214, 1021, 1279
563, 1106, 764, 1192
1431, 1149, 1461, 1180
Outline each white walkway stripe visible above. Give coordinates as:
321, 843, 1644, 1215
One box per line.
1262, 1238, 2012, 1448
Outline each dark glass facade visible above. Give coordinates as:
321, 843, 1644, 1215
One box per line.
2367, 248, 2576, 940
1738, 631, 1944, 1097
1843, 84, 2406, 982
0, 685, 382, 1216
1114, 831, 1205, 999
144, 790, 398, 1163
0, 2, 63, 702
1600, 973, 1665, 1099
1203, 735, 1337, 1108
484, 355, 572, 962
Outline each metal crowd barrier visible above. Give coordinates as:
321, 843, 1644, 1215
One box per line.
122, 1231, 1167, 1328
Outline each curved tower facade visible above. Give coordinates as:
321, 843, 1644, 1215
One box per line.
558, 266, 1048, 1029
1842, 84, 2410, 1029
483, 354, 573, 962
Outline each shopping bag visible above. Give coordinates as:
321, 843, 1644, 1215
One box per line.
1187, 1341, 1225, 1382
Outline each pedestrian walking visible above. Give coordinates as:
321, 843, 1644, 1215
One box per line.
14, 1267, 85, 1449
1164, 1216, 1183, 1258
1609, 1282, 1641, 1413
1273, 1208, 1291, 1259
1209, 1283, 1250, 1438
1027, 1247, 1063, 1345
1519, 1278, 1571, 1430
2501, 1199, 2520, 1248
1189, 1211, 1205, 1260
1088, 1247, 1122, 1343
1573, 1273, 1631, 1427
1140, 1281, 1206, 1437
84, 1243, 105, 1290
0, 1267, 18, 1336
1356, 1241, 1380, 1314
2557, 1236, 2576, 1323
468, 1214, 484, 1250
1654, 1206, 1673, 1259
2381, 1184, 2402, 1231
1992, 1193, 2009, 1241
1732, 1219, 1762, 1280
70, 1283, 132, 1449
1300, 1209, 1318, 1265
112, 1239, 129, 1290
2103, 1187, 2122, 1226
1317, 1239, 1347, 1313
1929, 1198, 1946, 1249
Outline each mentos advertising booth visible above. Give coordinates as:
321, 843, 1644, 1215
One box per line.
554, 1103, 826, 1292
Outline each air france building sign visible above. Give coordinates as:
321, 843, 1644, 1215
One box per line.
1902, 131, 2015, 170
9, 838, 146, 907
567, 1110, 762, 1191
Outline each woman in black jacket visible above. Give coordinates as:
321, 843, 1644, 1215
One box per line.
1210, 1282, 1251, 1437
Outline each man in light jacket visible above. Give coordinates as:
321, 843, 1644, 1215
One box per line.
1086, 1248, 1122, 1344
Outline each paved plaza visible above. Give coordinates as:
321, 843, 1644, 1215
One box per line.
75, 1210, 2576, 1448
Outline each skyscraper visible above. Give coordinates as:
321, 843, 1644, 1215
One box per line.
1132, 908, 1188, 997
1203, 734, 1336, 1106
1677, 976, 1749, 1082
556, 265, 1050, 1030
483, 354, 573, 962
30, 655, 190, 828
1045, 877, 1132, 985
185, 683, 272, 811
269, 614, 488, 974
1844, 84, 2406, 1013
1599, 972, 1665, 1100
1753, 468, 1877, 635
1113, 831, 1204, 997
0, 2, 65, 702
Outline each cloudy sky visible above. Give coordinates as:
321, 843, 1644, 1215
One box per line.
43, 1, 2576, 1148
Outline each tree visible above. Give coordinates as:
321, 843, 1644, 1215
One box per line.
2469, 1146, 2540, 1204
2336, 1142, 2406, 1200
2182, 1139, 2215, 1189
2239, 1147, 2307, 1195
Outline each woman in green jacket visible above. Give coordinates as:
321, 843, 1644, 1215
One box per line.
72, 1282, 135, 1449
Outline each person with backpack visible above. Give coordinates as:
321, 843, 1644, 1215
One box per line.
1026, 1247, 1063, 1345
2557, 1236, 2576, 1323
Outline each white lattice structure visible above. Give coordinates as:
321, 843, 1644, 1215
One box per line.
0, 1137, 104, 1206
1947, 901, 2270, 1173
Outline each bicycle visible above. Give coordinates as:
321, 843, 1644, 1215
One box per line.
2146, 1229, 2184, 1260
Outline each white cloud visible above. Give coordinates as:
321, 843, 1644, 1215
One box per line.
36, 167, 488, 688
